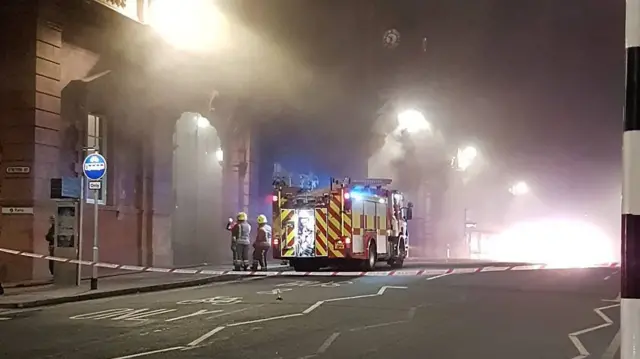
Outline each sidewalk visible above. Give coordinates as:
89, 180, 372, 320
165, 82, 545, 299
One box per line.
0, 262, 289, 309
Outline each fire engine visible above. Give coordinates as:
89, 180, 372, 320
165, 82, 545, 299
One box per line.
271, 177, 413, 271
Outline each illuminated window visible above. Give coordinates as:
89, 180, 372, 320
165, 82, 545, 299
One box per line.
86, 114, 106, 205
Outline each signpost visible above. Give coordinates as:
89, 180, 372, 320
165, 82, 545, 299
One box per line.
83, 152, 107, 290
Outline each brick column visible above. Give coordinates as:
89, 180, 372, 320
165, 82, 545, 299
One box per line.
0, 1, 64, 282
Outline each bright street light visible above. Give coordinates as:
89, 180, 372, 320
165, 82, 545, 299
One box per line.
148, 0, 230, 52
196, 116, 211, 129
456, 146, 478, 171
215, 148, 224, 162
510, 181, 530, 196
397, 109, 430, 134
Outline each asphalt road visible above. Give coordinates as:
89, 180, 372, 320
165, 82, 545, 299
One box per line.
0, 266, 621, 359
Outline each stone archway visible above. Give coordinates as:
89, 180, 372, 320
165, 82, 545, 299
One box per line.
172, 112, 225, 266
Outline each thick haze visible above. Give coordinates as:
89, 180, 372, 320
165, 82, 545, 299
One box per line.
232, 0, 624, 237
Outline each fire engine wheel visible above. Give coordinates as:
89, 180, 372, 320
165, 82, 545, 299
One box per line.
363, 242, 377, 271
390, 239, 406, 269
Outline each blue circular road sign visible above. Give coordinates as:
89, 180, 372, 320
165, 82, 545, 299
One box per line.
83, 153, 107, 181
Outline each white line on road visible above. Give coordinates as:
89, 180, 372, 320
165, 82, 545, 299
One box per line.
206, 305, 264, 319
0, 317, 10, 321
426, 273, 453, 281
601, 329, 620, 359
188, 326, 226, 347
227, 313, 304, 327
110, 346, 185, 359
349, 320, 406, 332
602, 293, 621, 303
165, 309, 223, 322
118, 285, 407, 358
568, 303, 619, 359
317, 332, 340, 353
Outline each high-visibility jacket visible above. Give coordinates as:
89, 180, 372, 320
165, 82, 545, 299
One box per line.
254, 224, 272, 248
231, 221, 251, 245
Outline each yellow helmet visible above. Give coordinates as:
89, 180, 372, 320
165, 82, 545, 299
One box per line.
257, 214, 268, 224
237, 212, 247, 221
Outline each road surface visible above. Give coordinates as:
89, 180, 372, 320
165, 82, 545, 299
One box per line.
0, 266, 621, 359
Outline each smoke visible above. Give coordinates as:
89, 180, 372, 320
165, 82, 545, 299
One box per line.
368, 116, 449, 191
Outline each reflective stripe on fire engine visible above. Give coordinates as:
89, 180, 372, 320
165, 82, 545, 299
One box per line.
328, 194, 345, 258
315, 208, 328, 257
280, 209, 296, 257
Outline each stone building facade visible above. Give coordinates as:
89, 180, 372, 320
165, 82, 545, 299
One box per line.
0, 0, 258, 282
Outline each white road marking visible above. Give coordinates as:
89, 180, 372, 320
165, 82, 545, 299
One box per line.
602, 293, 621, 303
600, 329, 621, 359
188, 326, 226, 347
165, 309, 223, 322
227, 313, 304, 327
206, 305, 264, 319
426, 273, 453, 281
317, 332, 340, 353
110, 346, 185, 359
119, 285, 407, 357
303, 301, 325, 314
177, 296, 243, 305
349, 305, 420, 332
257, 288, 293, 295
568, 303, 619, 359
0, 317, 10, 321
349, 320, 406, 332
111, 309, 178, 322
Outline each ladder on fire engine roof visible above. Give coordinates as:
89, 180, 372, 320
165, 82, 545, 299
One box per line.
330, 177, 393, 187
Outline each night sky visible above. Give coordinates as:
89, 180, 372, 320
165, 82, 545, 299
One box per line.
237, 0, 624, 232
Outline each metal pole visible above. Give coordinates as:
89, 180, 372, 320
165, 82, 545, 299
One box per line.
90, 188, 99, 290
195, 124, 199, 259
77, 176, 85, 286
623, 1, 640, 358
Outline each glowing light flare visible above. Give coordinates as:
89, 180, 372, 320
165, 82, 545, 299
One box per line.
196, 116, 211, 129
510, 181, 530, 196
396, 110, 430, 134
148, 0, 230, 53
456, 146, 478, 171
481, 219, 615, 268
215, 148, 224, 162
271, 195, 278, 202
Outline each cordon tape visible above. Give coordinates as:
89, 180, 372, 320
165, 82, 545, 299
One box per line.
0, 247, 621, 277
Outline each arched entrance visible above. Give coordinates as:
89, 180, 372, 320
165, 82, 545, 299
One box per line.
172, 112, 225, 266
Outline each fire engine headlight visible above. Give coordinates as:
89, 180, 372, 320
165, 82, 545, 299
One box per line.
272, 195, 278, 202
344, 192, 351, 200
345, 237, 351, 244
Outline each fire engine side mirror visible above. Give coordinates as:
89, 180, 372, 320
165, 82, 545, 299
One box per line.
406, 208, 413, 221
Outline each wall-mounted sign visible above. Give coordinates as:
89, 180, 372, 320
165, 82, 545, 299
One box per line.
88, 181, 102, 190
5, 166, 30, 174
94, 0, 143, 24
1, 207, 34, 215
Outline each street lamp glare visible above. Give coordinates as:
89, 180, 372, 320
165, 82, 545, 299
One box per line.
397, 109, 430, 133
215, 148, 224, 162
456, 146, 478, 171
511, 181, 530, 196
196, 116, 211, 129
148, 0, 230, 52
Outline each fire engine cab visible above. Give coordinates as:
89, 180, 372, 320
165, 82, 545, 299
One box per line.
271, 177, 413, 272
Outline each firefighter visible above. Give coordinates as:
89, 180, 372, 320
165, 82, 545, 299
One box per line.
231, 212, 251, 271
251, 214, 271, 271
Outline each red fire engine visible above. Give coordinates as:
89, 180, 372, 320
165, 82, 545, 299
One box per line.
271, 177, 413, 271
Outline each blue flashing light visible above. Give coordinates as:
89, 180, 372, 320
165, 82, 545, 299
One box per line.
349, 192, 363, 201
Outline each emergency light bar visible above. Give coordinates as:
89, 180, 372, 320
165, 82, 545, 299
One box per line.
349, 178, 392, 186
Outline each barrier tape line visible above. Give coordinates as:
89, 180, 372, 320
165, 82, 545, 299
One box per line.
0, 248, 621, 277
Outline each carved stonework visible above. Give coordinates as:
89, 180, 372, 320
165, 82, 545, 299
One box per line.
104, 0, 127, 8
